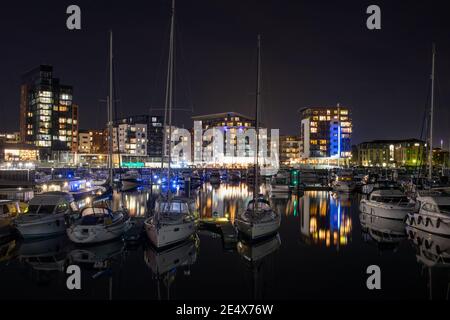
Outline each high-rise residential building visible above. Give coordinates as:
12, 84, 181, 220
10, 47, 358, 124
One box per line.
192, 112, 255, 166
300, 104, 352, 162
191, 112, 276, 167
279, 135, 301, 166
19, 65, 78, 152
354, 139, 426, 167
112, 115, 163, 158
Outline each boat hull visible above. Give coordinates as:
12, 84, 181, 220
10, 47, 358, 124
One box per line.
235, 215, 281, 240
145, 219, 195, 249
406, 212, 450, 237
14, 214, 67, 239
359, 200, 411, 220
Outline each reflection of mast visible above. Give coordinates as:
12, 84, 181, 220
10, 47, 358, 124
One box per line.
109, 274, 113, 300
428, 267, 432, 300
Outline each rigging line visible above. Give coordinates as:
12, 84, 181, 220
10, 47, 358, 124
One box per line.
149, 16, 171, 114
175, 15, 195, 113
416, 76, 431, 176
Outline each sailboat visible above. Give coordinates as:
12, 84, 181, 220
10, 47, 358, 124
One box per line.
235, 35, 281, 240
144, 0, 196, 249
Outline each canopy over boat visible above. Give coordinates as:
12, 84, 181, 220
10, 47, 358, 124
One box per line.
29, 192, 74, 206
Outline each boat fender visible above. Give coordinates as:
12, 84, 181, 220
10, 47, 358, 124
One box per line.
417, 216, 423, 225
435, 218, 440, 228
425, 217, 433, 227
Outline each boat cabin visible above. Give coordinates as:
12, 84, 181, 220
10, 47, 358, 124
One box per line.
27, 192, 78, 215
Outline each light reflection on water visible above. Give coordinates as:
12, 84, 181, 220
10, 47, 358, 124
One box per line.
0, 183, 449, 299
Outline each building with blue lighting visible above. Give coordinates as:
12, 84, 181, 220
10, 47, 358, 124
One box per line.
300, 104, 352, 164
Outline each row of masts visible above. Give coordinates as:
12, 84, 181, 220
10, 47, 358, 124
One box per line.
105, 2, 439, 188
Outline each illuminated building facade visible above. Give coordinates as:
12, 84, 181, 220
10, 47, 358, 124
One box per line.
19, 65, 78, 152
355, 139, 425, 167
0, 143, 39, 162
113, 115, 163, 158
192, 112, 272, 167
280, 135, 301, 166
300, 105, 352, 163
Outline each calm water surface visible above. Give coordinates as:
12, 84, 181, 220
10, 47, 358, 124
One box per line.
0, 183, 449, 300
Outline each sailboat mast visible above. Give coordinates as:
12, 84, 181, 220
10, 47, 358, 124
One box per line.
108, 30, 114, 188
160, 0, 175, 194
167, 0, 175, 193
253, 34, 261, 201
428, 43, 435, 181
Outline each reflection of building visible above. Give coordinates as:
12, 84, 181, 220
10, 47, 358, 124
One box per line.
300, 105, 352, 165
113, 115, 163, 158
354, 139, 425, 167
197, 184, 257, 222
280, 135, 300, 166
299, 191, 351, 249
19, 65, 78, 152
0, 143, 39, 162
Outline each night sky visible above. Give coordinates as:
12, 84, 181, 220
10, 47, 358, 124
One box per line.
0, 0, 449, 145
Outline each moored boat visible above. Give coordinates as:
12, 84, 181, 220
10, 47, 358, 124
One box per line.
235, 197, 281, 240
144, 196, 196, 249
405, 191, 450, 236
14, 192, 79, 239
67, 206, 131, 244
360, 189, 414, 220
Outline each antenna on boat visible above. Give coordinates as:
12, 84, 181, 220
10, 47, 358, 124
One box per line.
428, 43, 435, 181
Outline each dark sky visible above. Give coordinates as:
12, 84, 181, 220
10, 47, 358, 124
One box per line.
0, 0, 449, 145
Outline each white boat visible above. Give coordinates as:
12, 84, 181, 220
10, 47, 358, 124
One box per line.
359, 189, 414, 220
236, 35, 280, 241
144, 0, 197, 250
269, 171, 290, 196
67, 206, 131, 244
235, 197, 281, 240
405, 191, 450, 236
332, 173, 356, 193
14, 192, 79, 239
145, 197, 196, 249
